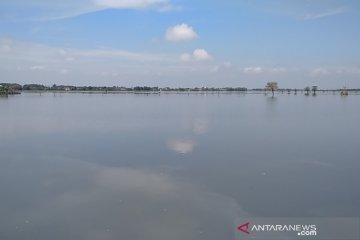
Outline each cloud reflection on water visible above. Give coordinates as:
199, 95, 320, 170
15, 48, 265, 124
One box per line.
193, 118, 208, 134
0, 155, 245, 240
167, 139, 196, 154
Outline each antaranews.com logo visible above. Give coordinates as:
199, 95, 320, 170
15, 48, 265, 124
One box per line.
237, 221, 317, 236
235, 217, 360, 240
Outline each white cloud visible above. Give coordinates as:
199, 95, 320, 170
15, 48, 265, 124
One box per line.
6, 39, 359, 88
167, 139, 196, 154
157, 4, 182, 12
30, 65, 46, 70
269, 67, 286, 73
309, 67, 360, 77
72, 49, 169, 62
166, 24, 198, 41
304, 8, 346, 20
258, 2, 348, 21
243, 66, 263, 74
0, 38, 182, 85
1, 39, 222, 86
92, 0, 168, 9
210, 62, 233, 73
309, 67, 330, 77
0, 0, 177, 21
193, 49, 211, 61
0, 39, 171, 63
180, 49, 212, 62
240, 66, 287, 74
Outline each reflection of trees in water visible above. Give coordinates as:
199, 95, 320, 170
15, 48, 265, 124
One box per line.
266, 96, 277, 104
312, 86, 318, 96
304, 86, 318, 96
265, 96, 278, 117
0, 95, 9, 99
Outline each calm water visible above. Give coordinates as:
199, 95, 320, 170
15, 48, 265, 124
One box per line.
0, 92, 359, 240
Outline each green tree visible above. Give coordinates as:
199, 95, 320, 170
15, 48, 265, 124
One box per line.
265, 81, 278, 97
0, 85, 9, 95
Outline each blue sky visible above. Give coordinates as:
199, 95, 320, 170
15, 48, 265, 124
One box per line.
1, 0, 360, 88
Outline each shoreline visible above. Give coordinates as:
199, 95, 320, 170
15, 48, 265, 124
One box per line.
17, 89, 360, 95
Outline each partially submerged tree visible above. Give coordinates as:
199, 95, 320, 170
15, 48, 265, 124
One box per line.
341, 86, 348, 96
265, 81, 278, 97
312, 86, 318, 95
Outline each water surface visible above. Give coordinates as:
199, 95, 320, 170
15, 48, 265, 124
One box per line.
0, 93, 359, 240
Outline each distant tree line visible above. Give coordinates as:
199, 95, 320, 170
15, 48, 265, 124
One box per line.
0, 83, 22, 95
1, 82, 359, 95
1, 83, 248, 93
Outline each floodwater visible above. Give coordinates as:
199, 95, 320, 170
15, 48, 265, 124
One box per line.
0, 92, 359, 240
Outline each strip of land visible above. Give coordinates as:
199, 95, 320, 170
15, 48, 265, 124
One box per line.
0, 83, 358, 95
